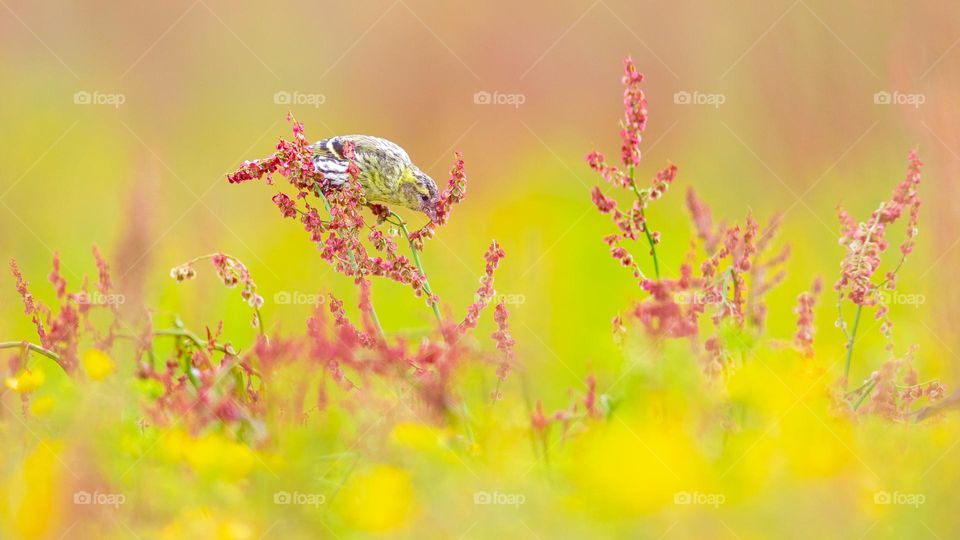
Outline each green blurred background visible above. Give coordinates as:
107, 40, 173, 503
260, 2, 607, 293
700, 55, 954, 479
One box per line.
2, 0, 959, 404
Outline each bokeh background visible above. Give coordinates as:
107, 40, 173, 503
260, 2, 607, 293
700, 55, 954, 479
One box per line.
2, 1, 960, 537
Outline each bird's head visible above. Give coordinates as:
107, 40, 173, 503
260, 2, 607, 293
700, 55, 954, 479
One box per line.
400, 167, 441, 222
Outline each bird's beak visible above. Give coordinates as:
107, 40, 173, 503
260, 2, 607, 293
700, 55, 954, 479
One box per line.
422, 201, 439, 222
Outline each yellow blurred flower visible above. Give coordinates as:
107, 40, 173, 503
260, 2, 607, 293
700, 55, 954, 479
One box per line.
82, 349, 114, 381
161, 430, 256, 481
728, 349, 853, 479
567, 419, 706, 516
779, 408, 854, 478
727, 356, 794, 417
13, 440, 64, 539
391, 422, 445, 451
715, 427, 776, 502
28, 395, 55, 417
4, 368, 44, 393
161, 508, 254, 540
337, 464, 416, 532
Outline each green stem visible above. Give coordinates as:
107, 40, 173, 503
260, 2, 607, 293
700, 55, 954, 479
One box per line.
0, 327, 243, 372
254, 307, 264, 336
315, 188, 386, 339
837, 297, 851, 341
0, 341, 63, 369
840, 211, 882, 382
845, 376, 874, 397
628, 166, 660, 280
640, 211, 661, 280
852, 378, 877, 411
461, 402, 476, 446
150, 329, 237, 356
895, 380, 941, 389
844, 304, 863, 381
391, 211, 442, 324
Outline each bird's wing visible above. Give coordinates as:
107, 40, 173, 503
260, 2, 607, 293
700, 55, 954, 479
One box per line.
311, 137, 351, 187
345, 135, 411, 177
312, 135, 410, 190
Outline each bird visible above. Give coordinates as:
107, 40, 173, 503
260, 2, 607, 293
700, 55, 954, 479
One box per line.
310, 135, 440, 221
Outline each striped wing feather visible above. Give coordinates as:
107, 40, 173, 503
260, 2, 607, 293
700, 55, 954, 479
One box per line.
311, 135, 410, 195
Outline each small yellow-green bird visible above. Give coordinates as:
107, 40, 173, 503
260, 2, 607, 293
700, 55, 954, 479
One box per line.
311, 135, 440, 221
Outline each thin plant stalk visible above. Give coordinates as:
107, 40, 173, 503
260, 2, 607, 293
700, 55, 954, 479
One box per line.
852, 376, 876, 410
0, 325, 240, 375
844, 304, 863, 380
845, 375, 875, 398
0, 341, 63, 368
389, 211, 442, 324
315, 188, 386, 339
840, 212, 882, 382
628, 166, 660, 280
150, 328, 238, 356
640, 210, 660, 280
